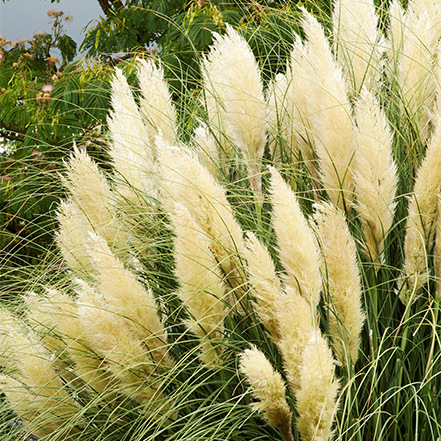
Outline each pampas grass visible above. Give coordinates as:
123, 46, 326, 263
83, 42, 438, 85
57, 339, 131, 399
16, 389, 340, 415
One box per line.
202, 25, 267, 196
2, 2, 441, 441
157, 139, 245, 284
313, 202, 365, 367
295, 332, 340, 441
353, 88, 398, 263
243, 231, 282, 339
172, 204, 226, 367
333, 0, 385, 93
108, 66, 157, 204
393, 0, 441, 143
137, 59, 178, 147
239, 346, 293, 441
269, 166, 321, 309
298, 10, 357, 211
399, 119, 441, 304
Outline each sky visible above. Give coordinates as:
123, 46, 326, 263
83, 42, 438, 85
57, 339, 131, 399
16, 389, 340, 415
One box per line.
0, 0, 103, 47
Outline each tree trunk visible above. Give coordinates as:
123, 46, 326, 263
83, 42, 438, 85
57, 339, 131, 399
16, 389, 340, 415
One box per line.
97, 0, 125, 16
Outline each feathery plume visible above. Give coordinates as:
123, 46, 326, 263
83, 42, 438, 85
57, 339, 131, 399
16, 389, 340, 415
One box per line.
239, 346, 293, 441
285, 36, 317, 178
55, 199, 92, 274
63, 145, 111, 220
63, 146, 129, 255
333, 0, 385, 93
399, 122, 441, 304
243, 231, 282, 339
173, 204, 226, 366
157, 141, 244, 279
202, 25, 267, 196
353, 88, 398, 263
270, 167, 321, 309
313, 202, 365, 367
108, 67, 156, 198
29, 289, 115, 396
0, 309, 80, 437
275, 287, 315, 392
201, 39, 231, 163
396, 2, 441, 143
76, 283, 168, 407
287, 36, 314, 151
25, 292, 72, 368
295, 332, 340, 441
86, 232, 172, 367
432, 41, 441, 130
301, 9, 357, 210
137, 58, 177, 146
387, 0, 406, 66
192, 122, 221, 181
0, 375, 79, 440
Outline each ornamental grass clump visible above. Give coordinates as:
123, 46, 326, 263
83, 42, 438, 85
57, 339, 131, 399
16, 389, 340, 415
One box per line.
2, 1, 441, 440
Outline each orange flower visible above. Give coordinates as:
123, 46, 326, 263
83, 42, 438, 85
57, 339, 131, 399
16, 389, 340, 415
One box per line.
46, 56, 59, 65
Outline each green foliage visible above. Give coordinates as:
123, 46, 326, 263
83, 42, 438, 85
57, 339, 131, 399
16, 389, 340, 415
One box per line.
80, 1, 314, 92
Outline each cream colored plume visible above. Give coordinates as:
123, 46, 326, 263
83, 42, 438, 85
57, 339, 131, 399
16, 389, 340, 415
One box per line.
296, 332, 340, 441
108, 67, 156, 197
0, 309, 80, 437
85, 232, 171, 366
333, 0, 385, 93
275, 288, 315, 393
285, 36, 316, 175
353, 88, 398, 263
25, 292, 65, 356
62, 146, 129, 256
270, 167, 321, 309
399, 122, 441, 304
239, 346, 293, 441
192, 122, 221, 181
56, 199, 92, 274
313, 202, 365, 367
173, 204, 226, 366
76, 283, 168, 407
137, 58, 177, 146
243, 231, 282, 339
433, 42, 441, 130
387, 0, 406, 66
63, 145, 112, 228
202, 25, 267, 196
30, 289, 114, 397
0, 375, 80, 440
158, 141, 244, 278
395, 1, 441, 143
301, 9, 356, 210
